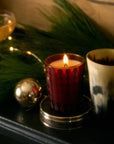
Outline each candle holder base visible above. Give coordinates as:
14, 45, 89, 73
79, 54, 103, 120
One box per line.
40, 95, 92, 130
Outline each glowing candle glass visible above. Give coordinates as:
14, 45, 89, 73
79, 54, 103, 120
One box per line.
0, 10, 16, 41
44, 53, 85, 114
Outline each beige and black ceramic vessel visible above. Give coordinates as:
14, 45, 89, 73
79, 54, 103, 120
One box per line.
86, 48, 114, 114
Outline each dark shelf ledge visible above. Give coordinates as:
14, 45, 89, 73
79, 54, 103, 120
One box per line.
0, 99, 114, 144
0, 116, 67, 144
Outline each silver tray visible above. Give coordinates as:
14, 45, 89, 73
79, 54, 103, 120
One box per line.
40, 95, 92, 130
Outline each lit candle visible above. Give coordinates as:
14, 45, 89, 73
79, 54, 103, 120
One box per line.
45, 53, 85, 115
50, 54, 81, 68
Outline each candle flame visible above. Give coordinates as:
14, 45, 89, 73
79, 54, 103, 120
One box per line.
63, 54, 69, 67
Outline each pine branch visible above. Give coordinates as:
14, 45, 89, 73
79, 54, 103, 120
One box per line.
45, 0, 114, 55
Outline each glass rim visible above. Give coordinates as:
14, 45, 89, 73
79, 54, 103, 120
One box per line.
44, 53, 85, 68
0, 9, 16, 28
86, 48, 114, 67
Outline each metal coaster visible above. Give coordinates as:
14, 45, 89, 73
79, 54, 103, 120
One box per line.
40, 96, 92, 130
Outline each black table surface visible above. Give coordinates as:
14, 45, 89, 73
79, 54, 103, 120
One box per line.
0, 98, 114, 144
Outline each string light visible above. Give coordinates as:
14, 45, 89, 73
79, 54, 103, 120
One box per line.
9, 46, 14, 51
8, 36, 12, 40
26, 51, 31, 55
9, 47, 43, 65
8, 36, 42, 64
9, 47, 19, 52
26, 51, 42, 63
7, 35, 43, 66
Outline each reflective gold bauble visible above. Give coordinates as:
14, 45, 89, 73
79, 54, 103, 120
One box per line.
14, 78, 42, 108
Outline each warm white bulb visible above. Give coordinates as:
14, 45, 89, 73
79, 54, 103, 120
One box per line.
9, 46, 14, 51
26, 51, 32, 55
8, 36, 12, 40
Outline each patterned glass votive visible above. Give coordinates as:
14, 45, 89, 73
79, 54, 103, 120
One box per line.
44, 53, 85, 115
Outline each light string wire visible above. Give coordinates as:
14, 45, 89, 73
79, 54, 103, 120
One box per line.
8, 35, 44, 66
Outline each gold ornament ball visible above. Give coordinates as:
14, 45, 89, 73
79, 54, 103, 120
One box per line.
14, 78, 42, 108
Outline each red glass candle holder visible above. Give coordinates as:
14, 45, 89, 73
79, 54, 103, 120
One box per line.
44, 53, 85, 115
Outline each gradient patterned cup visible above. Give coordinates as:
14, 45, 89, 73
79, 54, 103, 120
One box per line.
44, 53, 85, 114
86, 49, 114, 115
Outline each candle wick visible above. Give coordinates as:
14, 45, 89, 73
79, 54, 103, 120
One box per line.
64, 64, 68, 67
